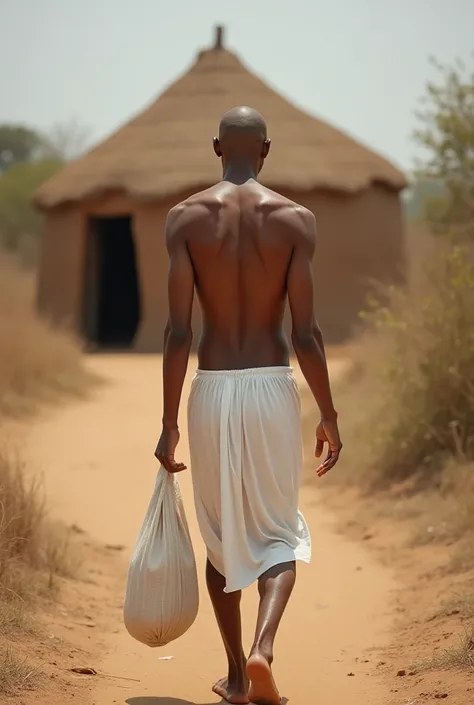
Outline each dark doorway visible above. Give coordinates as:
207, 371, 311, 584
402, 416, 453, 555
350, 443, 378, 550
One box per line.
83, 216, 140, 348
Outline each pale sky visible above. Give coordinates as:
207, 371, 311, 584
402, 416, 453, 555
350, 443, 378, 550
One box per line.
1, 0, 473, 172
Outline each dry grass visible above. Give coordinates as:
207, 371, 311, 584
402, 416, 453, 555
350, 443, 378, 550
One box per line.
317, 230, 474, 683
328, 233, 474, 488
0, 419, 82, 697
0, 453, 80, 610
416, 627, 474, 672
0, 251, 94, 695
406, 463, 474, 549
361, 466, 474, 554
0, 600, 35, 637
320, 231, 474, 579
442, 592, 474, 619
0, 252, 98, 418
0, 649, 37, 696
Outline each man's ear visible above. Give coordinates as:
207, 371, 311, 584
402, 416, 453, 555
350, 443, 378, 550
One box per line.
213, 137, 222, 158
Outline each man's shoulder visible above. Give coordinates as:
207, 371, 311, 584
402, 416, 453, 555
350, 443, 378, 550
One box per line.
167, 192, 211, 219
174, 186, 219, 208
166, 191, 215, 238
265, 193, 316, 245
260, 187, 314, 223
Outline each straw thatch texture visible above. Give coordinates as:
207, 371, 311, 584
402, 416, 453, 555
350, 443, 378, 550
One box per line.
34, 46, 406, 210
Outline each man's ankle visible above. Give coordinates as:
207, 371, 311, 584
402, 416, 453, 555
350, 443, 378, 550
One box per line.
249, 643, 273, 665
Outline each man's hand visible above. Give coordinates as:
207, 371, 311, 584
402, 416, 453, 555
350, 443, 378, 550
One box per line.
315, 418, 342, 477
154, 427, 187, 473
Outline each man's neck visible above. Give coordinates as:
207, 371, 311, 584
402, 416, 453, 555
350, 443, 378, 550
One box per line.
222, 160, 258, 185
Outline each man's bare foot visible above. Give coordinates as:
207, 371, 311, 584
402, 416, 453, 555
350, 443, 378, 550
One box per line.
247, 653, 281, 705
212, 676, 249, 704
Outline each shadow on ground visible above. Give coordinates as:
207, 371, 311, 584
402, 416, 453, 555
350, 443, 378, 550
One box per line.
126, 698, 216, 705
127, 698, 289, 705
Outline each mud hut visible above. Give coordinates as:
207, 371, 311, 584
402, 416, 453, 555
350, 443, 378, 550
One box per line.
34, 26, 406, 351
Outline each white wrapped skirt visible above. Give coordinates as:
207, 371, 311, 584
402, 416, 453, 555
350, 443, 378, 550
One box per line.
187, 366, 311, 593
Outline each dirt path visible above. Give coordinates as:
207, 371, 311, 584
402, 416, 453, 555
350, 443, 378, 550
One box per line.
22, 356, 397, 705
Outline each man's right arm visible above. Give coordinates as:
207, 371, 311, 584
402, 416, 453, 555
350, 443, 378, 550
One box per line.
287, 208, 337, 422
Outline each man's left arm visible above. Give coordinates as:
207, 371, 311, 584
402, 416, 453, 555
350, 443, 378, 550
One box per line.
155, 207, 195, 472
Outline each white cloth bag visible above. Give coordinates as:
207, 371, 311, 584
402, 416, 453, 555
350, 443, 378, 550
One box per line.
123, 468, 199, 647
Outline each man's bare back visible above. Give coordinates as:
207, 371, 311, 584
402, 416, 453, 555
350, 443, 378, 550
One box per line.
167, 180, 315, 371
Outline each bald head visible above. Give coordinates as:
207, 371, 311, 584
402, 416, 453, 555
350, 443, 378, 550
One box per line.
219, 106, 267, 141
214, 106, 270, 173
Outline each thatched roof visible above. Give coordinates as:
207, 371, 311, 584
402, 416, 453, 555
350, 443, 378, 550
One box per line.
34, 27, 406, 210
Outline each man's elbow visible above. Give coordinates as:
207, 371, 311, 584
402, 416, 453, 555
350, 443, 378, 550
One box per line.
291, 328, 314, 352
312, 321, 323, 344
291, 322, 322, 351
167, 325, 193, 348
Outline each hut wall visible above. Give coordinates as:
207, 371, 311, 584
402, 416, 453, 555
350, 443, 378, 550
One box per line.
132, 202, 168, 351
37, 207, 86, 331
284, 184, 406, 342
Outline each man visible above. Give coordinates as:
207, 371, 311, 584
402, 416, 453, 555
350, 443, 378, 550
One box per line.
155, 106, 342, 705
